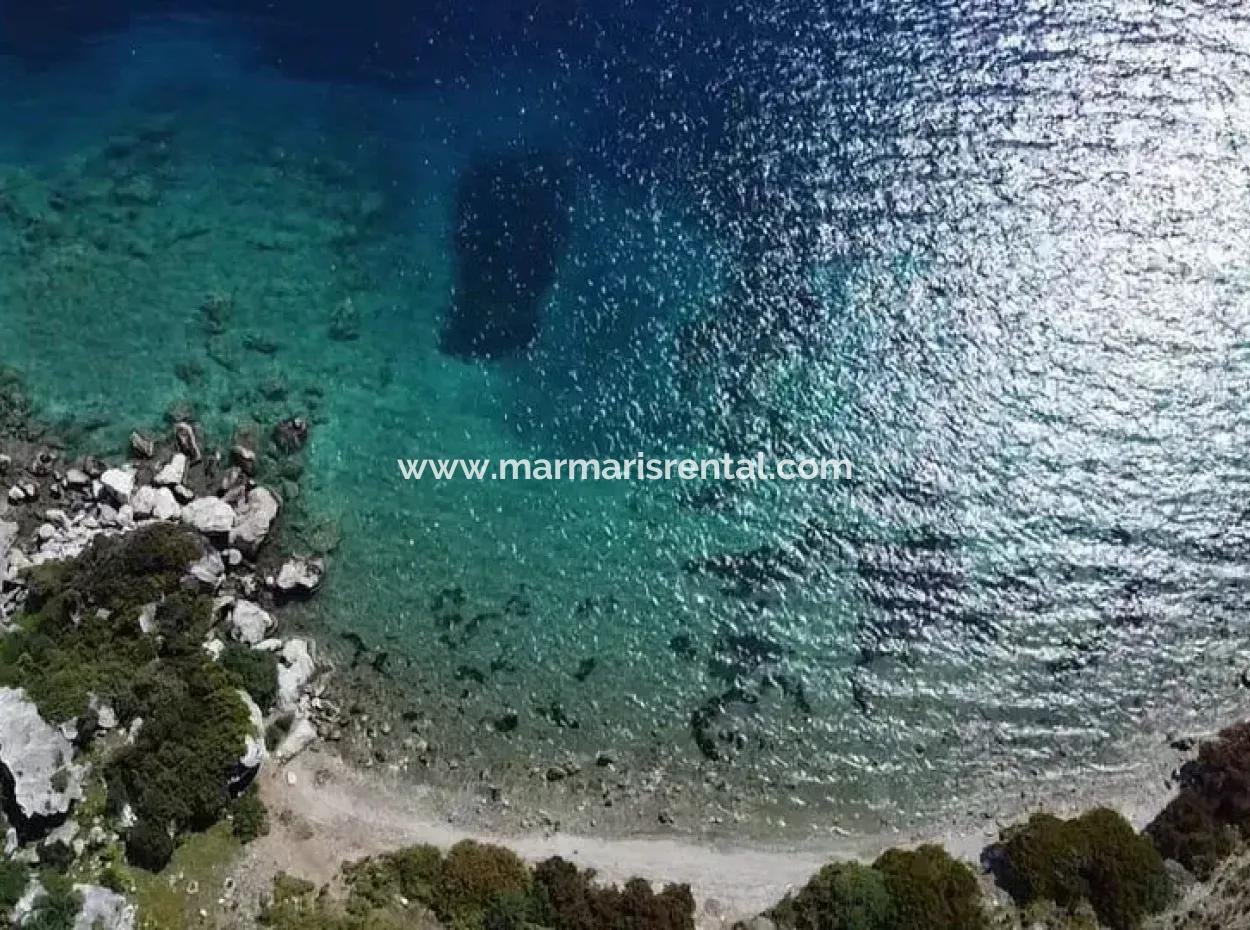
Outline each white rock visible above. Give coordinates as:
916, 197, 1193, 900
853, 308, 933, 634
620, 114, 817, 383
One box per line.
277, 638, 317, 711
254, 638, 284, 652
64, 468, 90, 488
203, 638, 225, 661
180, 497, 235, 534
150, 487, 180, 521
153, 453, 188, 487
187, 551, 225, 589
273, 557, 324, 594
273, 714, 318, 763
73, 884, 136, 930
229, 599, 274, 645
137, 603, 158, 635
0, 687, 84, 825
130, 486, 158, 518
99, 468, 135, 505
229, 691, 267, 791
229, 487, 280, 556
0, 520, 17, 584
172, 483, 195, 504
223, 548, 244, 567
7, 486, 25, 505
96, 703, 118, 731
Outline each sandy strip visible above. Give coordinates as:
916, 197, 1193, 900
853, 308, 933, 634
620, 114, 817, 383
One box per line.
237, 746, 1180, 929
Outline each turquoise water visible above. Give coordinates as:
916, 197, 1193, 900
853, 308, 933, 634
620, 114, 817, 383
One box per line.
4, 3, 1250, 827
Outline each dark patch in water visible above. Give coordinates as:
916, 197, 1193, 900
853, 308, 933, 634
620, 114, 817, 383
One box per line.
440, 152, 574, 359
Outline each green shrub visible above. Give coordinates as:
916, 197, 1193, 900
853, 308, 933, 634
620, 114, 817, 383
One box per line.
0, 858, 30, 923
231, 787, 270, 843
126, 820, 176, 872
768, 861, 895, 930
108, 657, 249, 851
1145, 790, 1235, 880
434, 840, 531, 927
873, 845, 984, 930
995, 809, 1170, 930
23, 872, 82, 930
530, 856, 695, 930
222, 643, 280, 710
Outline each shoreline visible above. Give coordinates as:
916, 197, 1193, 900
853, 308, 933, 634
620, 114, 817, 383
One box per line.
238, 741, 1188, 928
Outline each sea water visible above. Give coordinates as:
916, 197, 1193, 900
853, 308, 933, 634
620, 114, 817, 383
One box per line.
2, 0, 1250, 831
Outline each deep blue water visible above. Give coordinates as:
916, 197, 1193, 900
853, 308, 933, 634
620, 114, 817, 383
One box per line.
3, 0, 1250, 831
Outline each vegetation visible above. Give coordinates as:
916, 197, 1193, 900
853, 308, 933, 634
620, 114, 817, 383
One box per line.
994, 809, 1171, 930
767, 861, 895, 930
0, 858, 31, 925
874, 845, 985, 930
22, 872, 82, 930
1146, 723, 1250, 880
230, 786, 271, 843
221, 642, 280, 710
0, 524, 254, 872
260, 841, 695, 930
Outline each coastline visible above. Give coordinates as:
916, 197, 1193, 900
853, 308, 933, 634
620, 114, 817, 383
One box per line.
236, 741, 1188, 928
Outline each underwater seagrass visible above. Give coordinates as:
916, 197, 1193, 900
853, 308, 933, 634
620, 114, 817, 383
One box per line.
440, 151, 574, 359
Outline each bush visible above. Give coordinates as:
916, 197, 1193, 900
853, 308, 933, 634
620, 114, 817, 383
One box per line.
434, 840, 531, 926
108, 657, 250, 851
1145, 790, 1235, 880
0, 859, 30, 923
1186, 722, 1250, 828
232, 787, 271, 843
126, 820, 176, 872
768, 861, 895, 930
530, 856, 695, 930
874, 845, 984, 930
995, 809, 1170, 930
222, 643, 280, 710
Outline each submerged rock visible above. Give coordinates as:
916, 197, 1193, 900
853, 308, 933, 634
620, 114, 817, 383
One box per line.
440, 151, 574, 358
0, 687, 84, 836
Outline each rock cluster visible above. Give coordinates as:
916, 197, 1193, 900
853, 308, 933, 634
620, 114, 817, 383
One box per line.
0, 428, 335, 919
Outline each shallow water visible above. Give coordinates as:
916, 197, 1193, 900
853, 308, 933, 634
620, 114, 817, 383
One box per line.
3, 1, 1250, 831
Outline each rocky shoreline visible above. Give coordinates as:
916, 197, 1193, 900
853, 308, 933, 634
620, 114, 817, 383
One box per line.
3, 416, 1250, 930
0, 416, 338, 929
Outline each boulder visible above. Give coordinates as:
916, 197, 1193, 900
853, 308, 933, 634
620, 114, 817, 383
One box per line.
229, 487, 280, 556
273, 556, 324, 595
129, 486, 158, 518
186, 551, 225, 589
273, 714, 318, 762
180, 497, 235, 535
98, 468, 135, 505
149, 487, 180, 521
152, 453, 187, 487
0, 519, 16, 583
0, 687, 84, 835
228, 690, 266, 793
229, 600, 274, 645
277, 638, 317, 711
73, 884, 136, 930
